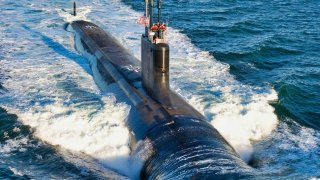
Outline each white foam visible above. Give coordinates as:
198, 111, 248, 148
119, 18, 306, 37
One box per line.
0, 137, 30, 154
16, 97, 133, 174
254, 121, 320, 177
9, 166, 25, 176
210, 93, 278, 162
57, 6, 91, 23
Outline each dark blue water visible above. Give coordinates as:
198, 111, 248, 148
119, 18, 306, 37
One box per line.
1, 0, 320, 179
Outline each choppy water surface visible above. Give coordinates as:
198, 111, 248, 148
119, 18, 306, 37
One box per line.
0, 0, 319, 179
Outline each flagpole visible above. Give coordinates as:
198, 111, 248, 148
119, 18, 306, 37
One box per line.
149, 0, 153, 29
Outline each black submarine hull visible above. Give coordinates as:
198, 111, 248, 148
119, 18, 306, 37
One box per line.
70, 20, 253, 179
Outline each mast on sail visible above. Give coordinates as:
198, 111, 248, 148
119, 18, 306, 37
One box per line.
143, 0, 167, 43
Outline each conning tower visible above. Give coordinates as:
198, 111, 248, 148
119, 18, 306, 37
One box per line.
141, 0, 170, 106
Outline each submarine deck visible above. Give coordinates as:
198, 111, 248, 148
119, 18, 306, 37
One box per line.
71, 20, 207, 125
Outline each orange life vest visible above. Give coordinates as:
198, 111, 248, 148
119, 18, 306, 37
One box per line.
150, 25, 159, 31
159, 24, 166, 31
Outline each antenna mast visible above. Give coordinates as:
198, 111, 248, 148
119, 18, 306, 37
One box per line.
145, 0, 149, 35
149, 0, 154, 29
145, 0, 167, 42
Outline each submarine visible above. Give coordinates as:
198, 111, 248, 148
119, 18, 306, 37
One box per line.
70, 0, 253, 179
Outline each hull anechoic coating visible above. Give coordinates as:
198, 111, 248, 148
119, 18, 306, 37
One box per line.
71, 20, 252, 179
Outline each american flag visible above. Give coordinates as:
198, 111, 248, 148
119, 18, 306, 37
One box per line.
137, 16, 149, 26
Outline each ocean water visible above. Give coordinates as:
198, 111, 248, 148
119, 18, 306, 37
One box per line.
0, 0, 319, 179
